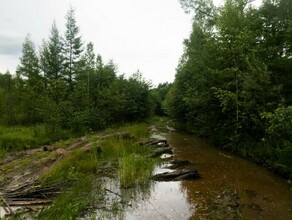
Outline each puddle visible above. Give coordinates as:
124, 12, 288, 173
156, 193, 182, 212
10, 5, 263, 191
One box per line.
91, 164, 194, 220
124, 165, 194, 220
94, 131, 292, 219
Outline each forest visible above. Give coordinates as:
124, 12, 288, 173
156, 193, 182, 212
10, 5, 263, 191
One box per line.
0, 8, 158, 152
0, 0, 291, 178
166, 0, 292, 176
1, 0, 292, 219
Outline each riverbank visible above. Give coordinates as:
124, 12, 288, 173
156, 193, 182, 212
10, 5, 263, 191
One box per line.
1, 118, 292, 219
0, 122, 160, 219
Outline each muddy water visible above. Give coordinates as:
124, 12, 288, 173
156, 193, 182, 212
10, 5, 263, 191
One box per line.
124, 132, 292, 220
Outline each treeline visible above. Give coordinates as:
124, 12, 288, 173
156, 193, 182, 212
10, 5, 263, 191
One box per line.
0, 8, 155, 141
167, 0, 292, 176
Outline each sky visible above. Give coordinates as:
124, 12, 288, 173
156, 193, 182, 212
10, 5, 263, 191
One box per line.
0, 0, 195, 85
0, 0, 261, 85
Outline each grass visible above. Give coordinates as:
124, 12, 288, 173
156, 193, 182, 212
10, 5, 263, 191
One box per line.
119, 154, 156, 188
0, 124, 74, 158
0, 125, 49, 153
38, 175, 103, 220
40, 148, 98, 183
35, 122, 159, 219
0, 121, 159, 219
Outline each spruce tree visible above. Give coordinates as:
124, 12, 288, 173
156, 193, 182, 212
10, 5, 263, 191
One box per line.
17, 34, 40, 88
16, 34, 43, 124
44, 22, 63, 81
63, 7, 83, 90
40, 22, 65, 103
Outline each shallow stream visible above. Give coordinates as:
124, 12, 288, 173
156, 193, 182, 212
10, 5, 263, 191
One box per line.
122, 131, 292, 219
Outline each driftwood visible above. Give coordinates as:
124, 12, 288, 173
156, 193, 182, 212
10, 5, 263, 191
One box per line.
0, 195, 15, 216
150, 147, 173, 158
143, 139, 169, 147
1, 180, 64, 210
105, 188, 122, 198
164, 160, 192, 169
151, 170, 200, 181
5, 198, 52, 206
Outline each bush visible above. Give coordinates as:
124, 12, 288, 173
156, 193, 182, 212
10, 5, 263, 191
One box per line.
261, 105, 292, 148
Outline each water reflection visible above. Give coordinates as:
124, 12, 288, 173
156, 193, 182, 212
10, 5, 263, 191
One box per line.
124, 166, 194, 220
94, 131, 292, 219
168, 132, 292, 220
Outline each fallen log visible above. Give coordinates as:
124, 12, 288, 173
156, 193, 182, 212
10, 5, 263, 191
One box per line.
141, 139, 169, 147
151, 170, 200, 181
150, 147, 173, 158
164, 160, 192, 169
5, 198, 52, 206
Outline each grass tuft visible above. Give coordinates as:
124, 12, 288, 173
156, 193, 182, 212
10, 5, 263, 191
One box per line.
119, 154, 156, 188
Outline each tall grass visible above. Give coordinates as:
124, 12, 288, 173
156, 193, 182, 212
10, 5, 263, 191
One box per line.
119, 154, 156, 188
0, 125, 49, 152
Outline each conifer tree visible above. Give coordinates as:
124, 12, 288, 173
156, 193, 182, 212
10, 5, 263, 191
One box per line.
63, 7, 83, 90
43, 22, 63, 81
17, 34, 40, 88
40, 22, 65, 103
16, 34, 43, 124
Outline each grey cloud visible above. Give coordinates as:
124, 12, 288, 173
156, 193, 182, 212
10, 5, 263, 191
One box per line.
0, 32, 23, 56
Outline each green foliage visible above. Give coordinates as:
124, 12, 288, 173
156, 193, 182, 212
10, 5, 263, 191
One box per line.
151, 82, 172, 115
16, 34, 41, 88
63, 7, 83, 90
261, 106, 292, 147
0, 7, 155, 149
40, 22, 63, 83
0, 125, 49, 152
170, 0, 292, 177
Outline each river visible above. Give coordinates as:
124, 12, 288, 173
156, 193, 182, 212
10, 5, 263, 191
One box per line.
122, 131, 292, 219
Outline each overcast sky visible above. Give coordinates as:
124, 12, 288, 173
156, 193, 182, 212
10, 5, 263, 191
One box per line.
0, 0, 261, 85
0, 0, 195, 85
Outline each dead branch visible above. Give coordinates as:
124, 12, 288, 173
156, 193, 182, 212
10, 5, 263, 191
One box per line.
0, 195, 15, 215
105, 188, 122, 198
